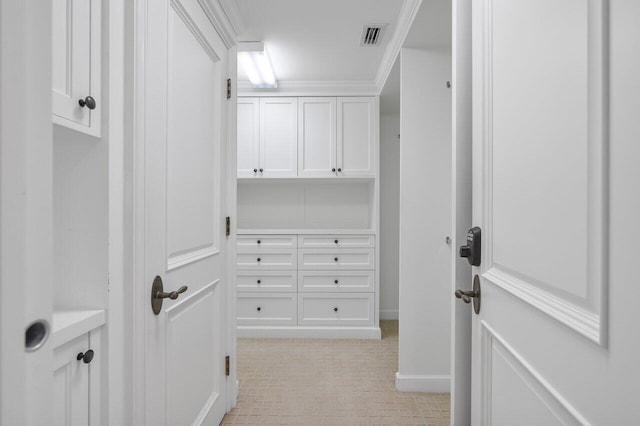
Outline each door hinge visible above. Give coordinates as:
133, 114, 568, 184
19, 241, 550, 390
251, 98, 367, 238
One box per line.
226, 79, 231, 99
225, 355, 230, 376
226, 216, 231, 237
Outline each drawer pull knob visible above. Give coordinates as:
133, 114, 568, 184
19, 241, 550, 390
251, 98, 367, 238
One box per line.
257, 279, 261, 284
334, 239, 339, 244
333, 307, 338, 312
257, 306, 261, 312
259, 168, 264, 173
331, 168, 336, 172
76, 349, 94, 364
334, 279, 339, 284
334, 257, 339, 262
253, 168, 258, 173
337, 168, 342, 172
257, 258, 261, 262
257, 240, 261, 244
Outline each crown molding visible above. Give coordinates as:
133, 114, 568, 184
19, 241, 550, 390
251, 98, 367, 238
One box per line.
374, 0, 423, 93
237, 80, 379, 97
199, 0, 241, 48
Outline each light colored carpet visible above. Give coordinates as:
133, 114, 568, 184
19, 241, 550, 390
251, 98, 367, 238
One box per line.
221, 321, 450, 425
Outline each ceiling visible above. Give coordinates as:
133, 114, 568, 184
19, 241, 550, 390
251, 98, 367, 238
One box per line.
234, 0, 407, 92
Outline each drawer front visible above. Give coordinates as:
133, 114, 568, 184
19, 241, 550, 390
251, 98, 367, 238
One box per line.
298, 235, 374, 249
298, 271, 374, 292
236, 250, 297, 270
298, 249, 374, 270
237, 235, 297, 251
237, 271, 297, 292
298, 293, 374, 326
237, 293, 297, 326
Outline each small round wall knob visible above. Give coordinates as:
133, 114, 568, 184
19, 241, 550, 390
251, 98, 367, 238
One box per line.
334, 257, 339, 262
257, 279, 261, 284
257, 240, 261, 244
333, 307, 338, 312
257, 306, 261, 312
76, 349, 94, 364
334, 240, 339, 244
257, 258, 261, 262
334, 279, 339, 284
78, 96, 96, 110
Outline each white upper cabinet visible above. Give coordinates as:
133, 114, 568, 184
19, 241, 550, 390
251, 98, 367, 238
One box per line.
298, 97, 337, 177
260, 98, 298, 177
237, 98, 260, 178
337, 97, 376, 176
52, 0, 101, 137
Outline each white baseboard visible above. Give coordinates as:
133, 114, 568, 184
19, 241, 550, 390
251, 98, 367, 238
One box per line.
380, 309, 399, 320
395, 372, 450, 393
237, 326, 382, 339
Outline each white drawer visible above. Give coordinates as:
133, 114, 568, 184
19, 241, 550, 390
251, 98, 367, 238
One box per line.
297, 235, 374, 249
237, 271, 297, 292
298, 293, 374, 326
237, 235, 297, 251
236, 250, 297, 270
298, 249, 374, 270
237, 293, 297, 326
298, 271, 374, 292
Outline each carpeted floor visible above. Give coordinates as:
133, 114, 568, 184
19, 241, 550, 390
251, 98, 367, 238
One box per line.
221, 320, 450, 425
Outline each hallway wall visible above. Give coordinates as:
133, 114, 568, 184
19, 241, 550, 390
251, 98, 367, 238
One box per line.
397, 47, 452, 392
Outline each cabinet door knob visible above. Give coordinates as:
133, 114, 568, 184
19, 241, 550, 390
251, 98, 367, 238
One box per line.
78, 96, 96, 110
334, 239, 339, 244
259, 168, 264, 173
76, 349, 94, 364
257, 240, 261, 244
257, 258, 261, 262
333, 307, 338, 312
334, 257, 339, 262
331, 168, 336, 172
334, 279, 339, 284
253, 168, 258, 173
257, 279, 261, 284
337, 168, 342, 172
257, 306, 261, 312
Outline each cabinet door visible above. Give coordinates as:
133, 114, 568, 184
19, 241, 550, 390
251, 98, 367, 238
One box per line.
53, 335, 90, 426
298, 97, 337, 177
237, 98, 260, 177
52, 0, 101, 137
259, 98, 298, 177
337, 97, 377, 176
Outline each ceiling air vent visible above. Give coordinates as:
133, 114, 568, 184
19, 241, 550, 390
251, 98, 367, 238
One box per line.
360, 24, 387, 46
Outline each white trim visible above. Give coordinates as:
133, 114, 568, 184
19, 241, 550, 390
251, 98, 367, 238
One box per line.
218, 0, 244, 35
380, 309, 399, 320
237, 326, 382, 340
395, 373, 451, 393
237, 80, 379, 97
198, 0, 238, 48
374, 0, 423, 92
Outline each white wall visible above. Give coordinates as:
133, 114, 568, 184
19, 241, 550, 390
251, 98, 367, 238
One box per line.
379, 113, 400, 319
397, 47, 452, 392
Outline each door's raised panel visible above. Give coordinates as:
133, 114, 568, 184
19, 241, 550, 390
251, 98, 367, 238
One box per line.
165, 281, 221, 426
237, 98, 260, 178
298, 293, 374, 326
237, 293, 297, 325
237, 271, 297, 292
298, 271, 374, 293
260, 98, 298, 177
298, 234, 374, 249
166, 7, 219, 269
298, 97, 337, 177
298, 249, 375, 270
337, 97, 376, 177
53, 334, 90, 426
236, 250, 297, 270
237, 235, 297, 251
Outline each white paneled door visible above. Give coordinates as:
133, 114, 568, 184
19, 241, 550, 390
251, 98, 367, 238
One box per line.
466, 0, 640, 425
138, 0, 229, 424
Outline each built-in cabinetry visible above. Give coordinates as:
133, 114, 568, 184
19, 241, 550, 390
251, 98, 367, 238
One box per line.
52, 0, 101, 137
236, 95, 380, 339
52, 310, 104, 426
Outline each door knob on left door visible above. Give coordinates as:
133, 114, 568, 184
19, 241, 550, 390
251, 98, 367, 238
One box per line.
454, 275, 481, 314
151, 275, 188, 315
78, 96, 96, 110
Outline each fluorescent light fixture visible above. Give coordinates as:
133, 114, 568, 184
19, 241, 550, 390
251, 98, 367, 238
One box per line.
238, 42, 278, 89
